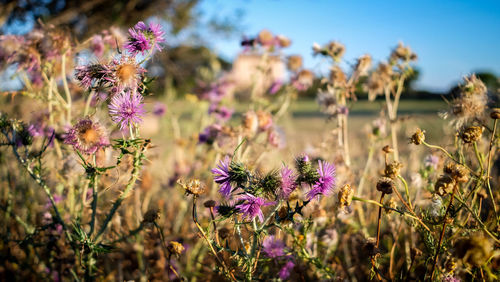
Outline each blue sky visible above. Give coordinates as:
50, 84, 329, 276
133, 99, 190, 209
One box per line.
199, 0, 500, 91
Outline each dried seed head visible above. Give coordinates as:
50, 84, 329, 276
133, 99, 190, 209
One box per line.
257, 29, 274, 45
276, 35, 291, 48
444, 163, 469, 183
435, 174, 456, 196
460, 126, 483, 143
329, 66, 347, 88
142, 208, 160, 223
177, 178, 206, 195
376, 177, 395, 194
384, 161, 403, 179
203, 200, 217, 208
354, 54, 372, 76
410, 128, 425, 145
287, 55, 303, 71
167, 241, 185, 257
382, 145, 393, 154
490, 108, 500, 119
338, 184, 354, 209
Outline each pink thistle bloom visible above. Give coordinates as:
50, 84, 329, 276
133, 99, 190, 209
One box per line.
262, 236, 286, 258
108, 91, 146, 130
280, 165, 297, 199
236, 194, 273, 222
124, 21, 165, 55
279, 261, 295, 280
211, 156, 233, 197
64, 119, 110, 154
306, 160, 336, 200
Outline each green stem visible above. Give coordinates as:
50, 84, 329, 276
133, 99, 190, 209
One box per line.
485, 119, 498, 225
95, 144, 144, 241
473, 142, 484, 172
397, 175, 413, 210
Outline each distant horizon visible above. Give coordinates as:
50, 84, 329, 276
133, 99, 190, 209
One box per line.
199, 0, 500, 92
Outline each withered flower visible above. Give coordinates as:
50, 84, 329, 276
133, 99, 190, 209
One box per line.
410, 128, 426, 145
376, 177, 395, 194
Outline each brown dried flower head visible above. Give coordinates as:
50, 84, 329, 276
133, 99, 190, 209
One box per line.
444, 163, 469, 183
203, 200, 217, 208
460, 126, 483, 143
177, 178, 206, 195
490, 108, 500, 119
327, 41, 345, 61
354, 54, 372, 76
448, 75, 488, 128
435, 174, 456, 196
376, 177, 395, 194
390, 42, 417, 62
257, 29, 274, 45
338, 184, 354, 209
276, 35, 291, 48
329, 66, 347, 88
142, 208, 160, 223
410, 128, 426, 145
167, 241, 185, 257
287, 55, 303, 71
382, 145, 394, 154
384, 161, 403, 179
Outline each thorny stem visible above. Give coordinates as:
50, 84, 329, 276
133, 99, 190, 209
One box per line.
430, 184, 458, 280
95, 143, 145, 241
209, 207, 220, 246
486, 119, 498, 226
88, 158, 99, 236
376, 193, 385, 248
392, 181, 431, 232
191, 196, 235, 281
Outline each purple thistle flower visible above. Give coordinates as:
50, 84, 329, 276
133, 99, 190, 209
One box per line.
124, 28, 151, 55
280, 165, 297, 199
75, 63, 111, 89
124, 21, 165, 55
268, 80, 283, 95
424, 154, 439, 170
236, 194, 272, 222
153, 102, 167, 117
262, 236, 286, 258
199, 124, 222, 144
279, 261, 295, 280
211, 156, 233, 197
108, 91, 146, 130
306, 160, 336, 201
64, 119, 109, 154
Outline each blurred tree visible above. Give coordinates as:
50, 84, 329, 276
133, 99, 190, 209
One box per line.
0, 0, 199, 38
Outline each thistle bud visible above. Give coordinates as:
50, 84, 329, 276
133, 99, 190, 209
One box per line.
460, 126, 483, 143
376, 177, 395, 194
382, 145, 393, 154
204, 200, 217, 208
410, 128, 425, 145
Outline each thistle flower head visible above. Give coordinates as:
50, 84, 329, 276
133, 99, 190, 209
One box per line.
460, 126, 483, 143
108, 91, 146, 130
279, 261, 295, 280
177, 178, 206, 196
211, 156, 233, 198
124, 21, 165, 55
262, 235, 286, 258
74, 63, 111, 89
384, 161, 403, 179
410, 128, 426, 145
338, 184, 354, 210
64, 118, 109, 154
235, 193, 272, 222
306, 160, 336, 200
280, 165, 297, 199
108, 56, 146, 92
287, 55, 303, 72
